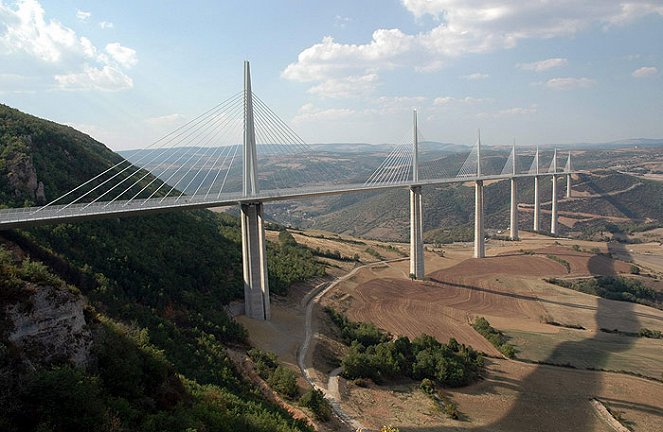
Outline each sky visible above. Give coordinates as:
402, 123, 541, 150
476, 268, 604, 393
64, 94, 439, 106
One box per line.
1, 0, 662, 150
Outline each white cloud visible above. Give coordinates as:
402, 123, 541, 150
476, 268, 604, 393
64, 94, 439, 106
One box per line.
55, 65, 133, 91
518, 58, 568, 72
545, 77, 597, 90
478, 105, 538, 118
99, 21, 114, 29
632, 66, 657, 78
292, 103, 357, 124
146, 113, 186, 127
283, 1, 663, 95
105, 42, 137, 68
0, 0, 136, 92
433, 96, 492, 105
461, 72, 489, 80
308, 73, 379, 98
76, 9, 91, 21
334, 15, 351, 28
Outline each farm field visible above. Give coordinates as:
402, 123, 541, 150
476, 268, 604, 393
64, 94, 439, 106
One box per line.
243, 228, 663, 431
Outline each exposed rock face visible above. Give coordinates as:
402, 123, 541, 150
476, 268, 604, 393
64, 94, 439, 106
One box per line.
5, 285, 92, 367
5, 143, 44, 203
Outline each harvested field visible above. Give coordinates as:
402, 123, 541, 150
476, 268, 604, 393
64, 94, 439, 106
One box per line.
339, 278, 501, 355
505, 328, 663, 378
341, 358, 663, 431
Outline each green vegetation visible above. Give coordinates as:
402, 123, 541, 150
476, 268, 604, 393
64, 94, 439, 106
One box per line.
269, 230, 326, 295
472, 317, 517, 358
547, 276, 663, 310
326, 308, 483, 387
600, 327, 663, 339
325, 306, 390, 346
299, 389, 332, 421
364, 247, 384, 260
247, 348, 299, 399
545, 254, 571, 273
0, 105, 321, 431
0, 255, 311, 432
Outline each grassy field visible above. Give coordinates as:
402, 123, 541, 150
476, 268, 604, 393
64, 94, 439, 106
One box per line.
505, 328, 663, 379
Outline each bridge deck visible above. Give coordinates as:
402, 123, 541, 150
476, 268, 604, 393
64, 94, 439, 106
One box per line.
0, 172, 568, 230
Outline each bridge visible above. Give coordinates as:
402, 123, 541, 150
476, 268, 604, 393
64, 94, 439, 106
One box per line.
0, 62, 575, 320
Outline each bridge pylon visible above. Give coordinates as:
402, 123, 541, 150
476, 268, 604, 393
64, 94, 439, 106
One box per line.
565, 152, 573, 198
241, 61, 270, 320
409, 110, 424, 279
551, 148, 559, 235
533, 146, 541, 232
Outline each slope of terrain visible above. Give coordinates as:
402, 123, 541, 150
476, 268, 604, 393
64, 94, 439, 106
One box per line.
0, 104, 317, 431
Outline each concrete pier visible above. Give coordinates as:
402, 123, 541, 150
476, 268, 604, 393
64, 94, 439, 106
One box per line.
474, 180, 485, 258
241, 202, 270, 320
510, 178, 519, 240
551, 175, 558, 235
533, 176, 540, 231
566, 174, 572, 198
409, 186, 424, 279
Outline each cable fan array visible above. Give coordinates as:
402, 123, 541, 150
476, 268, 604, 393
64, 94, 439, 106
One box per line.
36, 91, 347, 212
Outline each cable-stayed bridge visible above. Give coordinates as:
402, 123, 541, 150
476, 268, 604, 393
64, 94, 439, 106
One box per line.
0, 62, 576, 320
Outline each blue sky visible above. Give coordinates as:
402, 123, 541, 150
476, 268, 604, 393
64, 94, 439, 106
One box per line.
1, 0, 662, 150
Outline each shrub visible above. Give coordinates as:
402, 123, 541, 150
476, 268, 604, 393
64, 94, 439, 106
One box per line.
420, 378, 435, 395
299, 388, 331, 421
268, 366, 299, 399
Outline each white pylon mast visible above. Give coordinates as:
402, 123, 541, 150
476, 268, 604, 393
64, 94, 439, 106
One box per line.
243, 61, 258, 196
412, 110, 418, 182
477, 129, 481, 177
512, 139, 517, 175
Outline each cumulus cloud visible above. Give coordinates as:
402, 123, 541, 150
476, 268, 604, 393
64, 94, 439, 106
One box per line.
55, 65, 133, 91
106, 42, 137, 68
0, 0, 137, 91
518, 58, 568, 72
99, 21, 114, 29
283, 1, 663, 96
632, 66, 657, 78
545, 77, 597, 90
307, 74, 379, 98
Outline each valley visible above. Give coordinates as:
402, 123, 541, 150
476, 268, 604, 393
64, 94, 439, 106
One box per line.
243, 229, 663, 431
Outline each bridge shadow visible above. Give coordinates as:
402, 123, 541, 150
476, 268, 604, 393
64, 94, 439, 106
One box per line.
408, 242, 658, 431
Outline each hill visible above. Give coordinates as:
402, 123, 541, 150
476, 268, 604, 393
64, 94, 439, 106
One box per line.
0, 104, 317, 431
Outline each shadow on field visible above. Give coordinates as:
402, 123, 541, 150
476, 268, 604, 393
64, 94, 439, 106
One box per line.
407, 241, 661, 431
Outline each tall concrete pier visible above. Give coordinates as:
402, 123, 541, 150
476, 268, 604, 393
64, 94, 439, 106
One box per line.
241, 202, 270, 320
565, 153, 573, 198
409, 111, 424, 279
510, 178, 518, 240
241, 61, 270, 320
474, 180, 485, 258
533, 146, 540, 231
410, 186, 424, 278
474, 132, 485, 258
509, 141, 519, 240
550, 149, 558, 235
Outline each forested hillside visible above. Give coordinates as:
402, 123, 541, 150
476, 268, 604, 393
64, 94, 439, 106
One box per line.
0, 104, 317, 431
